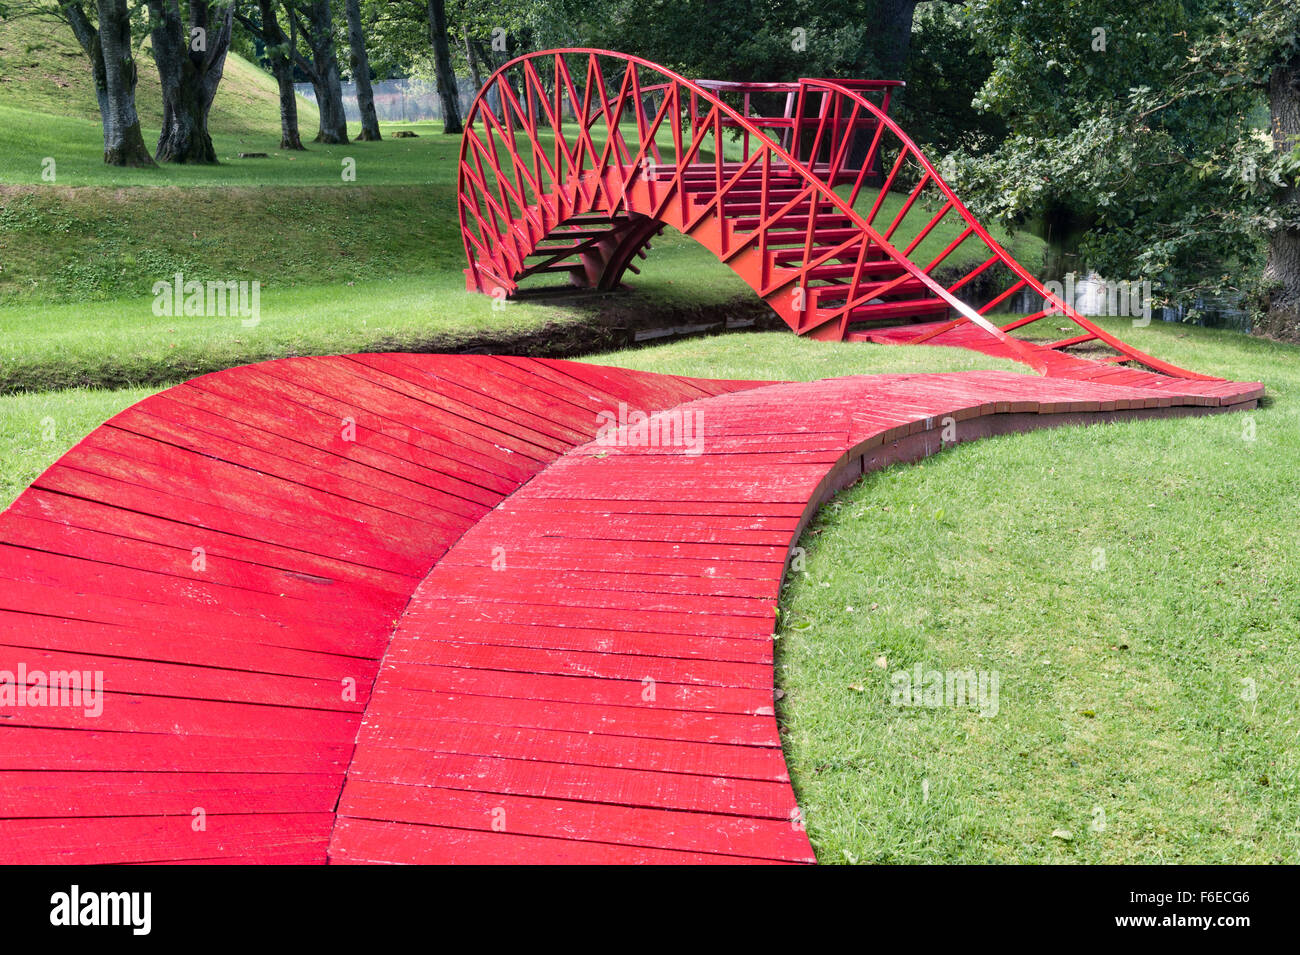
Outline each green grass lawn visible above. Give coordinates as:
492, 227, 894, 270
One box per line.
0, 237, 763, 393
0, 104, 451, 188
0, 384, 154, 507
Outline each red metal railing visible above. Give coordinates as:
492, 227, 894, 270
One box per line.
457, 49, 1212, 380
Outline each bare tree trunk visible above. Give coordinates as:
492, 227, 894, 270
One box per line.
464, 34, 483, 93
65, 1, 154, 166
146, 0, 232, 164
238, 0, 348, 143
875, 0, 921, 77
307, 0, 349, 143
344, 0, 381, 140
472, 38, 501, 115
427, 0, 462, 133
1259, 52, 1300, 342
258, 0, 304, 150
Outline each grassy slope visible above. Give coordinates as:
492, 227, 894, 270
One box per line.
0, 14, 317, 138
602, 322, 1299, 864
0, 237, 763, 393
0, 147, 1044, 392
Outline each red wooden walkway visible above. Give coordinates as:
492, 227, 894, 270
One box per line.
0, 354, 1260, 863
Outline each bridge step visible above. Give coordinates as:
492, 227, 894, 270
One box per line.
763, 226, 865, 247
813, 277, 929, 304
801, 260, 907, 280
730, 213, 856, 232
846, 297, 951, 325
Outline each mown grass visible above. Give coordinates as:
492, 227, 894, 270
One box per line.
602, 323, 1298, 864
0, 181, 458, 303
0, 237, 764, 393
0, 104, 448, 188
591, 325, 1023, 379
0, 384, 153, 506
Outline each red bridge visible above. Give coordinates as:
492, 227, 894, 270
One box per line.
0, 355, 1259, 863
459, 48, 1252, 400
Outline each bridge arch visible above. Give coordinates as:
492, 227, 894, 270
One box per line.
458, 48, 1214, 381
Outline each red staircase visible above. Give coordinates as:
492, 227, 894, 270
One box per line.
459, 49, 1238, 390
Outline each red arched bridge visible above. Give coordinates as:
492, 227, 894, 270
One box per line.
460, 48, 1239, 391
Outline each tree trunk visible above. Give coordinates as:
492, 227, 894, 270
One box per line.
427, 0, 462, 133
464, 34, 483, 93
875, 0, 920, 78
472, 38, 501, 115
1258, 53, 1300, 342
258, 0, 304, 150
307, 0, 349, 143
64, 4, 111, 154
147, 1, 232, 164
345, 0, 381, 140
69, 1, 154, 166
842, 0, 918, 172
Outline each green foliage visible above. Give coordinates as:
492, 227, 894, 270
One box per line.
895, 3, 1006, 155
950, 0, 1300, 309
537, 0, 912, 82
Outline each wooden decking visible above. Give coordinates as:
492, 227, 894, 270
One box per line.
858, 320, 1263, 405
0, 355, 1261, 863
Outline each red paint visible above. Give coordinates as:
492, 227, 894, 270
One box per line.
458, 49, 1259, 394
0, 353, 1261, 864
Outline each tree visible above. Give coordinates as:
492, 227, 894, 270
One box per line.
345, 0, 381, 139
57, 0, 155, 166
238, 0, 349, 143
252, 0, 305, 149
462, 32, 483, 92
1250, 3, 1300, 339
145, 1, 234, 163
538, 0, 925, 85
953, 0, 1300, 340
950, 0, 1281, 322
895, 3, 1005, 156
300, 0, 349, 143
427, 0, 461, 132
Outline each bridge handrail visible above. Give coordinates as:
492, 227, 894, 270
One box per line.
458, 50, 1214, 381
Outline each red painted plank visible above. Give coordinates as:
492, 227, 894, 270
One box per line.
0, 352, 1258, 866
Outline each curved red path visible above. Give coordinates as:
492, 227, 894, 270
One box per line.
0, 355, 742, 863
0, 355, 1260, 863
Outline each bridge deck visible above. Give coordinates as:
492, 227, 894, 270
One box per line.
0, 354, 1258, 863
